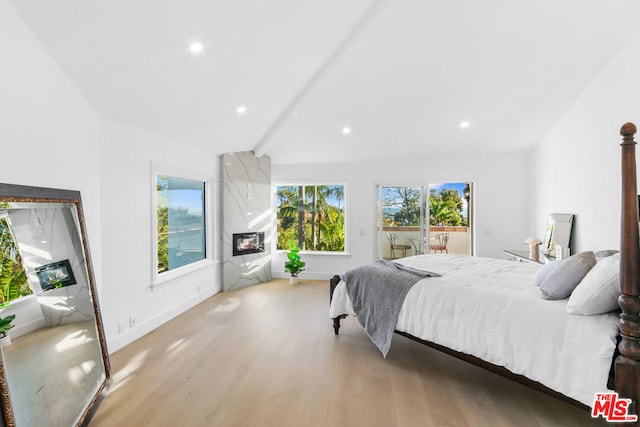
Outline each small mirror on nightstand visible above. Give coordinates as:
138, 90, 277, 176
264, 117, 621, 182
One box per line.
543, 213, 574, 257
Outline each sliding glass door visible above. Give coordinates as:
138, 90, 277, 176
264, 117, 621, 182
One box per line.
377, 186, 426, 260
376, 182, 473, 260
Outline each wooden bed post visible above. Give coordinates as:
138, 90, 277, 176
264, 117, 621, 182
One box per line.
617, 122, 640, 417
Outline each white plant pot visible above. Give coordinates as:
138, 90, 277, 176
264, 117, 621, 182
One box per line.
0, 335, 11, 347
290, 276, 299, 285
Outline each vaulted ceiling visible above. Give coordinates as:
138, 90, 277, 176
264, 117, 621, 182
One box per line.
9, 1, 640, 164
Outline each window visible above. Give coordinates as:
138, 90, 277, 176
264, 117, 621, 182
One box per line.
153, 165, 211, 284
0, 215, 32, 306
275, 184, 345, 252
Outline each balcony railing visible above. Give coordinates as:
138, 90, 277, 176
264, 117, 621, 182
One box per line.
382, 226, 470, 259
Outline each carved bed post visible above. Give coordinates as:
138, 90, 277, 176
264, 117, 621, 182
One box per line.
617, 122, 640, 415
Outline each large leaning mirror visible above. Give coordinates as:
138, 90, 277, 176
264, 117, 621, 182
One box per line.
543, 213, 575, 257
0, 183, 110, 426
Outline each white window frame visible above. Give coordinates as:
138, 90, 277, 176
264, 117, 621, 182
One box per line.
151, 162, 214, 287
272, 182, 348, 255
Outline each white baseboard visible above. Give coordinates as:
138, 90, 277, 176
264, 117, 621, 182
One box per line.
271, 272, 335, 281
12, 318, 46, 339
106, 286, 219, 354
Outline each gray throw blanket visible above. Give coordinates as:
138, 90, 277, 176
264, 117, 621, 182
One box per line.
343, 260, 440, 357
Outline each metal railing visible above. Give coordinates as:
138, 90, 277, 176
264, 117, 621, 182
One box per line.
382, 226, 471, 259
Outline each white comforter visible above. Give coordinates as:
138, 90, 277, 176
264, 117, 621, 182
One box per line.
329, 254, 619, 407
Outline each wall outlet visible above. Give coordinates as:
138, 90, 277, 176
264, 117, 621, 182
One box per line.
118, 321, 125, 334
129, 315, 136, 328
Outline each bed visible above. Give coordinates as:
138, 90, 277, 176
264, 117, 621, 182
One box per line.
329, 122, 640, 415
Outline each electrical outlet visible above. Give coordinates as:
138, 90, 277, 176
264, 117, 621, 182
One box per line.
118, 321, 125, 334
129, 315, 136, 328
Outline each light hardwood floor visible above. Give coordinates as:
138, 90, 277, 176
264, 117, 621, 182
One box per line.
88, 279, 607, 427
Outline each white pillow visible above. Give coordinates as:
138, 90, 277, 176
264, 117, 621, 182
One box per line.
567, 253, 620, 315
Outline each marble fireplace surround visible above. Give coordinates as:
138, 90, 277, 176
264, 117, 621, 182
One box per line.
221, 151, 272, 291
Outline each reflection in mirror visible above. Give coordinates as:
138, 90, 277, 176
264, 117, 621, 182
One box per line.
0, 184, 110, 426
543, 213, 575, 257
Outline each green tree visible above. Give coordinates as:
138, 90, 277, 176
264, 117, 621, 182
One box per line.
0, 218, 31, 305
383, 187, 421, 226
276, 186, 304, 249
429, 188, 463, 226
317, 207, 345, 251
276, 185, 344, 252
309, 185, 344, 251
157, 179, 169, 273
157, 206, 169, 273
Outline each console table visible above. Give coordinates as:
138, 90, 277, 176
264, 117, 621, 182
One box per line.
502, 249, 552, 265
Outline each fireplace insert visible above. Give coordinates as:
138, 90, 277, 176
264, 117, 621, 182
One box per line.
233, 232, 265, 256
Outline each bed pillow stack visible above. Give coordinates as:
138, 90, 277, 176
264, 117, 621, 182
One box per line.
567, 252, 620, 315
534, 251, 597, 300
533, 250, 622, 315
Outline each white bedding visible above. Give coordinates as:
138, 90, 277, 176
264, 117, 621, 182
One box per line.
329, 254, 620, 407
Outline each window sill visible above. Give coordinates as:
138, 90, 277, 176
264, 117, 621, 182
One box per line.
0, 294, 37, 311
152, 258, 217, 289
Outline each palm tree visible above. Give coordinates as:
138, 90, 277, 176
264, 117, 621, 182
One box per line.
277, 186, 306, 249
317, 208, 345, 251
310, 185, 344, 250
276, 185, 345, 251
0, 218, 30, 305
297, 185, 305, 249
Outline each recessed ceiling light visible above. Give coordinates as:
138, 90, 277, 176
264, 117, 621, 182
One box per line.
188, 41, 205, 55
342, 126, 352, 135
460, 121, 470, 129
236, 105, 248, 115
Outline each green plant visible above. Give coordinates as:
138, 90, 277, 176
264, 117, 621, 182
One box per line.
50, 278, 65, 289
0, 217, 31, 304
0, 314, 15, 339
284, 240, 305, 277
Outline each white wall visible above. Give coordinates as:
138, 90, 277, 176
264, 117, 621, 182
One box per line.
0, 1, 102, 298
271, 151, 529, 279
99, 118, 220, 352
0, 0, 102, 264
1, 1, 222, 354
530, 27, 640, 254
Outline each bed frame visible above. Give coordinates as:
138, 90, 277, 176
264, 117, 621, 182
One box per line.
330, 122, 640, 415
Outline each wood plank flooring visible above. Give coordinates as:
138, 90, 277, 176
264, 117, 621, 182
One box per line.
88, 279, 607, 426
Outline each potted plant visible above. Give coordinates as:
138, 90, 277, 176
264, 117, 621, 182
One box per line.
0, 314, 15, 347
284, 240, 305, 284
